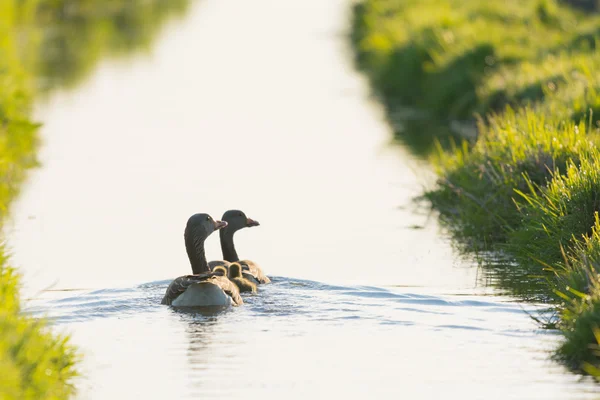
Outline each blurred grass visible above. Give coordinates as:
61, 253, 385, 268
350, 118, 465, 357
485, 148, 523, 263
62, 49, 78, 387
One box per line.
351, 0, 600, 375
0, 258, 78, 399
0, 2, 75, 397
352, 0, 600, 122
0, 0, 191, 397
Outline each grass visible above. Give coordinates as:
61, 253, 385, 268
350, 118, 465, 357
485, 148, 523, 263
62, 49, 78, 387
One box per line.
351, 0, 600, 154
352, 0, 591, 114
0, 260, 78, 399
0, 1, 76, 397
426, 109, 598, 245
555, 216, 600, 370
0, 0, 192, 397
351, 0, 600, 375
511, 149, 600, 271
510, 151, 600, 369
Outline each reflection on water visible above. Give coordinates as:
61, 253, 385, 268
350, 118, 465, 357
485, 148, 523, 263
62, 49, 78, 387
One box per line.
476, 251, 556, 303
5, 0, 600, 397
382, 106, 467, 158
29, 280, 598, 399
35, 0, 191, 91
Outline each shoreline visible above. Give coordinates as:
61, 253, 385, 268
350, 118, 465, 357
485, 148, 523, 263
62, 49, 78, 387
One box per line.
351, 0, 600, 375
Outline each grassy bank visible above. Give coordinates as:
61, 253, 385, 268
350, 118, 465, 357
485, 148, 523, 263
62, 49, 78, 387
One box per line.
352, 0, 600, 374
0, 0, 190, 397
0, 2, 77, 397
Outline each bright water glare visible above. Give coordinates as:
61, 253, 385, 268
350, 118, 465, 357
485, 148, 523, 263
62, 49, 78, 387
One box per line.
5, 0, 600, 398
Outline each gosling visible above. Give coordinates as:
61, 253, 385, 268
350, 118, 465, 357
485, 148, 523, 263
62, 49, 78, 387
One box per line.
228, 263, 257, 293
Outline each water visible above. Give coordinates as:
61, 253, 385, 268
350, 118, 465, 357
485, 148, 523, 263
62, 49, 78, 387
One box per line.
26, 280, 597, 399
5, 0, 600, 397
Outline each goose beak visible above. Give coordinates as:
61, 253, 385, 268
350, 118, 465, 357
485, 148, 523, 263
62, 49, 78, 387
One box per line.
214, 220, 228, 230
246, 218, 260, 227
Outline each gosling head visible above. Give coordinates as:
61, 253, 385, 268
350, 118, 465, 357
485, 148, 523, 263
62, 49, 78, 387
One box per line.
221, 210, 259, 234
228, 262, 243, 279
213, 266, 227, 276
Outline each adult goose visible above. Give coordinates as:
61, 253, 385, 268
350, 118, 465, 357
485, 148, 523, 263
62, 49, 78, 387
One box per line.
208, 209, 271, 284
161, 213, 243, 307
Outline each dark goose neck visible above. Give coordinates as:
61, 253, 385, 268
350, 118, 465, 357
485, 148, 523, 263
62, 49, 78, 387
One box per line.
185, 232, 209, 274
220, 228, 239, 262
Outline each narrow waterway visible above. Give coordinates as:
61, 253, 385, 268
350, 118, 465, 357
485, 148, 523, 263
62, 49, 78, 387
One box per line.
5, 0, 599, 398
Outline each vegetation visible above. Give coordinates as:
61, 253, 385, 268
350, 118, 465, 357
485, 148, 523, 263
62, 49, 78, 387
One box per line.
0, 0, 190, 397
0, 261, 78, 399
352, 0, 600, 375
351, 0, 600, 153
427, 110, 598, 245
0, 2, 76, 398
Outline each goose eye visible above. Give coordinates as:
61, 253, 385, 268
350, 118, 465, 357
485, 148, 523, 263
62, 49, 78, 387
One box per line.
206, 216, 210, 221
239, 213, 243, 217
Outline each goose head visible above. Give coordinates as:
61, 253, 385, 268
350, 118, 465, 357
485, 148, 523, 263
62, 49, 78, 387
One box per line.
221, 210, 259, 234
185, 213, 227, 241
184, 213, 227, 274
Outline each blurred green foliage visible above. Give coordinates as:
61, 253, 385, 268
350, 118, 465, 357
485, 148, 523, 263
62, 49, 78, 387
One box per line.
352, 0, 600, 123
0, 3, 71, 396
0, 259, 78, 399
0, 0, 191, 397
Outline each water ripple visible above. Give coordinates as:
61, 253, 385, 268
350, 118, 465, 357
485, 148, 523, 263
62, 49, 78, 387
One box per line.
29, 276, 547, 335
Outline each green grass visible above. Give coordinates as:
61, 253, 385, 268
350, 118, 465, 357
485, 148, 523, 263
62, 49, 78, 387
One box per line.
351, 0, 600, 375
0, 260, 78, 399
426, 109, 598, 245
0, 0, 192, 397
351, 0, 600, 153
511, 149, 600, 271
0, 2, 76, 396
353, 0, 578, 114
554, 216, 600, 370
510, 151, 600, 369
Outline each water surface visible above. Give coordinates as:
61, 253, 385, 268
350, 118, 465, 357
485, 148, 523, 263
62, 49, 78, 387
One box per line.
27, 279, 597, 399
6, 0, 599, 397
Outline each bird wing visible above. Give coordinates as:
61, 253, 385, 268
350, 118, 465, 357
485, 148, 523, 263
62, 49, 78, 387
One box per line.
161, 272, 217, 305
213, 275, 243, 305
239, 260, 271, 284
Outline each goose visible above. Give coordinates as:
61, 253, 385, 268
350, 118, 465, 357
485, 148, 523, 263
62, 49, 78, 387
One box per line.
161, 213, 243, 307
208, 209, 271, 284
